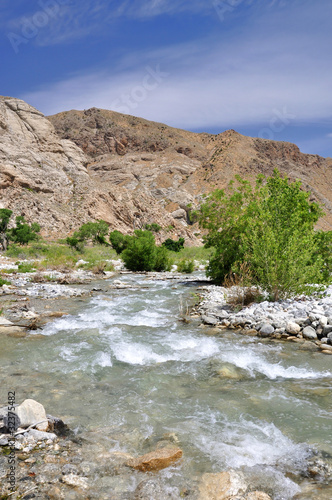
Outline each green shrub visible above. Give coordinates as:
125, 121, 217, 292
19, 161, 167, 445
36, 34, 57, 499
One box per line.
145, 223, 161, 232
109, 230, 130, 254
177, 259, 195, 273
162, 237, 185, 252
154, 246, 172, 272
0, 277, 10, 286
18, 262, 35, 273
8, 216, 40, 245
122, 231, 156, 271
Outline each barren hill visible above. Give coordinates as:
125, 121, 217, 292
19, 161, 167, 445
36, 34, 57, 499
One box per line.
0, 96, 331, 241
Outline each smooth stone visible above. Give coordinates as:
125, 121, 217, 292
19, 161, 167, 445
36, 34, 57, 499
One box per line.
323, 325, 332, 335
28, 429, 57, 441
126, 446, 182, 472
259, 323, 275, 336
202, 315, 218, 326
302, 326, 317, 340
319, 316, 328, 327
17, 399, 48, 432
198, 470, 247, 500
135, 479, 169, 500
286, 322, 301, 335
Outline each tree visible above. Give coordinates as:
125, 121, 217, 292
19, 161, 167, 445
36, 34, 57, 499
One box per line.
0, 209, 13, 251
121, 230, 171, 272
75, 220, 109, 245
162, 237, 185, 252
109, 230, 130, 254
9, 216, 40, 245
199, 169, 330, 300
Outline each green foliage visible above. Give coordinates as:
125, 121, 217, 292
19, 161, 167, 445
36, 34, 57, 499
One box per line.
122, 230, 157, 272
109, 230, 130, 254
66, 236, 84, 252
17, 262, 35, 273
154, 246, 172, 272
199, 169, 330, 300
74, 220, 109, 246
177, 259, 195, 273
8, 216, 40, 245
0, 209, 12, 233
162, 237, 185, 252
145, 223, 161, 233
0, 277, 10, 286
313, 230, 332, 282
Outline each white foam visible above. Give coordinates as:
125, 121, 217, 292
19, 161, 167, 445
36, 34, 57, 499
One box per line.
220, 347, 331, 380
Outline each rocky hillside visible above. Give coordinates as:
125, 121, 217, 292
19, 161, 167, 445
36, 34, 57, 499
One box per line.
0, 96, 331, 241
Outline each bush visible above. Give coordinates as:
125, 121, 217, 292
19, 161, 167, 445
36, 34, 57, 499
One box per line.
0, 277, 10, 286
145, 223, 161, 232
109, 230, 130, 254
122, 230, 171, 272
66, 237, 84, 252
18, 262, 35, 273
121, 231, 157, 271
162, 237, 185, 252
199, 169, 331, 300
154, 246, 172, 272
177, 259, 195, 273
8, 216, 40, 245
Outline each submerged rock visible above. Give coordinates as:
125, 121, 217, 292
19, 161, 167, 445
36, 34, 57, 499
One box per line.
126, 446, 183, 472
198, 470, 247, 499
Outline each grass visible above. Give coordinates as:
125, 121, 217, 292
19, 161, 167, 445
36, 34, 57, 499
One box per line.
176, 259, 195, 273
168, 246, 214, 265
5, 242, 118, 272
0, 278, 11, 286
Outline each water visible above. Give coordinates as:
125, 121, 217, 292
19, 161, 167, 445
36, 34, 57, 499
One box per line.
1, 274, 332, 499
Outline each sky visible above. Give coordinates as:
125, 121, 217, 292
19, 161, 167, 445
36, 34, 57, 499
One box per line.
1, 0, 331, 157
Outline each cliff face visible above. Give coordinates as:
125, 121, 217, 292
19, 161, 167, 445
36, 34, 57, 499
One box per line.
0, 96, 331, 241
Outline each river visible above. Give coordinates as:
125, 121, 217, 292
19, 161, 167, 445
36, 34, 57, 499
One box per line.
1, 273, 332, 499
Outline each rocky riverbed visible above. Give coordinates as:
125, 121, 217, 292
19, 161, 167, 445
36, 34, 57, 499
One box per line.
195, 285, 332, 355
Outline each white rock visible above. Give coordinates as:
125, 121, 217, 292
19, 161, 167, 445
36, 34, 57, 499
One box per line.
286, 322, 301, 335
16, 399, 48, 432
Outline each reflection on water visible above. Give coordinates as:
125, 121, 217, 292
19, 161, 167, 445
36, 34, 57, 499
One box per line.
1, 273, 332, 499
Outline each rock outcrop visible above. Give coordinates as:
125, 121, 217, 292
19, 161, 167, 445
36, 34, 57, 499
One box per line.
1, 96, 331, 241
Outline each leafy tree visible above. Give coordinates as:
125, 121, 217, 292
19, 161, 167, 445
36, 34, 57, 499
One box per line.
9, 216, 40, 245
313, 230, 332, 282
75, 220, 109, 245
0, 209, 13, 251
109, 230, 130, 254
154, 246, 172, 272
121, 230, 157, 271
199, 169, 330, 300
162, 237, 185, 252
66, 236, 84, 252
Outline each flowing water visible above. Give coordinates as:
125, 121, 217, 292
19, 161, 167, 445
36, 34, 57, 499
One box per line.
1, 273, 332, 499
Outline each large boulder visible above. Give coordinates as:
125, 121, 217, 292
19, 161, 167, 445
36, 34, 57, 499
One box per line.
16, 399, 48, 432
302, 326, 317, 340
286, 322, 301, 335
126, 447, 182, 472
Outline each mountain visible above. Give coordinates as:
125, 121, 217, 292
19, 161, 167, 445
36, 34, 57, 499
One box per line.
0, 96, 331, 242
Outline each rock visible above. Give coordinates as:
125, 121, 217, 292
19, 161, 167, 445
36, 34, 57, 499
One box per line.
62, 474, 89, 489
245, 493, 272, 500
135, 479, 169, 500
323, 325, 332, 335
28, 429, 57, 441
0, 317, 26, 336
202, 315, 218, 326
47, 415, 70, 436
319, 316, 328, 327
286, 322, 301, 335
259, 323, 274, 336
126, 447, 182, 472
16, 399, 48, 432
302, 326, 317, 340
198, 470, 247, 499
171, 208, 187, 220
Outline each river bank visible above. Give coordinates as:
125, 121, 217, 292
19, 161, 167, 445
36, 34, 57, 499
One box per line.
195, 284, 332, 355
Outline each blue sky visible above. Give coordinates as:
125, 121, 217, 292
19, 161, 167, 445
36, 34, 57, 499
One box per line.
1, 0, 331, 157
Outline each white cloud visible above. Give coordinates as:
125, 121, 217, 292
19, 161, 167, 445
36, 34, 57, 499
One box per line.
21, 28, 332, 135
